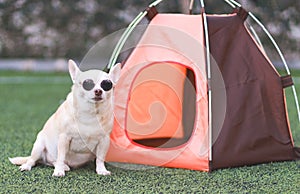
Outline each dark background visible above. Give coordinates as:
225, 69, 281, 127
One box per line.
0, 0, 299, 62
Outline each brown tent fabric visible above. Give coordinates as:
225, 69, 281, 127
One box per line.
208, 12, 299, 170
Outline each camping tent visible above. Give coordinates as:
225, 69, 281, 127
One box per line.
105, 0, 300, 171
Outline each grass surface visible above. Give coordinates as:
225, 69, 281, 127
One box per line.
0, 71, 299, 193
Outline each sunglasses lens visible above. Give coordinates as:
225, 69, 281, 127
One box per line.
82, 79, 95, 91
101, 79, 113, 91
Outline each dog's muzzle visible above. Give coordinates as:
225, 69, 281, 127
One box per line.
93, 89, 103, 101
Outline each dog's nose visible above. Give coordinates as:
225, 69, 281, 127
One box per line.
94, 89, 102, 96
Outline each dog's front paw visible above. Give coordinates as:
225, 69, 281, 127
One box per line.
19, 163, 32, 171
96, 169, 111, 176
52, 169, 65, 177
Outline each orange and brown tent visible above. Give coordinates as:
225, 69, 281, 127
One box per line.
104, 0, 300, 171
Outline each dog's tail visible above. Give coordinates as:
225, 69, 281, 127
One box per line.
9, 156, 30, 165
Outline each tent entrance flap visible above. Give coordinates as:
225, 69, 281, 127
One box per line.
126, 62, 196, 148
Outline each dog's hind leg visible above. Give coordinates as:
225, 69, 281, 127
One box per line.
19, 135, 45, 171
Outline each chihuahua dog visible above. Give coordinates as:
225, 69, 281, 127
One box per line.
9, 60, 121, 177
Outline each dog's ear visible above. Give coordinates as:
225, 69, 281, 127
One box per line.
109, 63, 121, 84
68, 59, 80, 83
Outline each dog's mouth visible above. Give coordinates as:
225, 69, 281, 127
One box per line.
92, 97, 103, 102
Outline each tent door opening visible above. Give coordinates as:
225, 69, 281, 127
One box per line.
125, 62, 196, 148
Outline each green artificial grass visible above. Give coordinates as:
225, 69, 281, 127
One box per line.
0, 71, 299, 193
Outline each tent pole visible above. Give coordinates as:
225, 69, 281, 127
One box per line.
225, 0, 291, 75
249, 26, 264, 50
225, 0, 264, 50
189, 0, 195, 14
108, 0, 165, 69
108, 11, 147, 69
224, 0, 236, 8
225, 0, 300, 133
246, 11, 300, 126
199, 0, 213, 162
